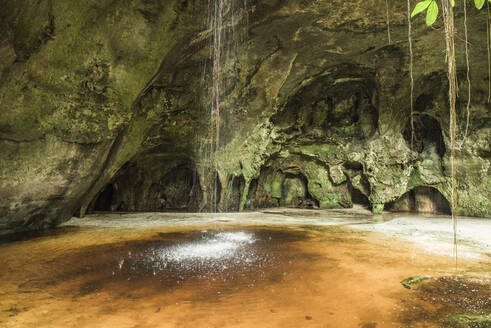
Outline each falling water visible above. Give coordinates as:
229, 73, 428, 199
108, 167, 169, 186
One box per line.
200, 0, 248, 213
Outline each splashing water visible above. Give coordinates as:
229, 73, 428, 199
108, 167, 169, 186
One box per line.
115, 231, 261, 277
154, 231, 255, 262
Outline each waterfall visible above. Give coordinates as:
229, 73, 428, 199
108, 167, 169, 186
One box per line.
198, 0, 247, 213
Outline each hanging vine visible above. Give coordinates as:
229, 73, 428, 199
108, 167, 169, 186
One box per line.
408, 0, 415, 150
411, 0, 490, 270
460, 0, 472, 146
441, 0, 458, 270
386, 0, 392, 44
488, 1, 491, 102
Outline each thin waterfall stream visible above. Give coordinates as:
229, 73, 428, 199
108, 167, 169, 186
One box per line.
208, 0, 248, 212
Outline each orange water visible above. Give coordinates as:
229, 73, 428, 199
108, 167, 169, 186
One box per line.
0, 222, 489, 328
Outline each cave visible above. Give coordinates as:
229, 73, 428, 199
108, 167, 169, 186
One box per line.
387, 186, 451, 215
347, 182, 370, 208
92, 162, 203, 213
92, 184, 115, 212
1, 0, 487, 227
0, 1, 490, 326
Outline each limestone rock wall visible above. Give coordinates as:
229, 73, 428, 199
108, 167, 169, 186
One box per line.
1, 0, 490, 234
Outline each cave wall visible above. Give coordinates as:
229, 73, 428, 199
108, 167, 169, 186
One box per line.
0, 0, 490, 234
0, 0, 208, 234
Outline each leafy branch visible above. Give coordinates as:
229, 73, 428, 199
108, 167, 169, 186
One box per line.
411, 0, 490, 25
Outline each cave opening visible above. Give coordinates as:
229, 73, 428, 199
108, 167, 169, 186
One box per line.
93, 184, 114, 212
245, 178, 259, 210
347, 180, 370, 208
386, 186, 451, 214
89, 163, 204, 213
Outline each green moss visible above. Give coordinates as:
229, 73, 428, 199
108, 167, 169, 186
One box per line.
281, 176, 306, 206
371, 203, 384, 214
1, 0, 188, 146
443, 313, 491, 328
401, 276, 432, 289
303, 160, 347, 208
271, 174, 284, 199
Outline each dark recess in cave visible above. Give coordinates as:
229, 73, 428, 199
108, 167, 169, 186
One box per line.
414, 93, 435, 113
404, 114, 445, 157
161, 166, 201, 211
245, 178, 259, 209
272, 67, 378, 140
93, 184, 114, 211
90, 165, 204, 213
386, 186, 450, 214
347, 180, 370, 207
223, 175, 245, 212
344, 161, 363, 171
213, 171, 222, 211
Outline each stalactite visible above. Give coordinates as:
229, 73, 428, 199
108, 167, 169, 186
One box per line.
441, 0, 458, 271
386, 0, 392, 44
239, 179, 250, 211
407, 0, 415, 150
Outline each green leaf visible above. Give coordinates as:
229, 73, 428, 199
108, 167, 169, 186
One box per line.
450, 0, 455, 7
411, 0, 432, 17
474, 0, 485, 9
426, 1, 438, 26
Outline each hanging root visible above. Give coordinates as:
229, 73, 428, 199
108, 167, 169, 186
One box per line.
386, 0, 392, 45
441, 0, 458, 271
460, 0, 471, 146
407, 0, 415, 150
487, 1, 490, 103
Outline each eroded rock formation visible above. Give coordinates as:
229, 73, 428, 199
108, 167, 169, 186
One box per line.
1, 0, 490, 234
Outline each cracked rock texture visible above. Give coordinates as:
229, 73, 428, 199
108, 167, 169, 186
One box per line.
0, 0, 490, 234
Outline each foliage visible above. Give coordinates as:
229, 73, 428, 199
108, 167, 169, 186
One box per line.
411, 0, 490, 25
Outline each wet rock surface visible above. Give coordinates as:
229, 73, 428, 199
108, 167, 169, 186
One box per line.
443, 312, 491, 328
398, 276, 491, 327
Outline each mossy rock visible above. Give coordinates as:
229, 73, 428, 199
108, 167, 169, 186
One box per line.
443, 313, 491, 328
371, 203, 384, 215
401, 276, 432, 289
